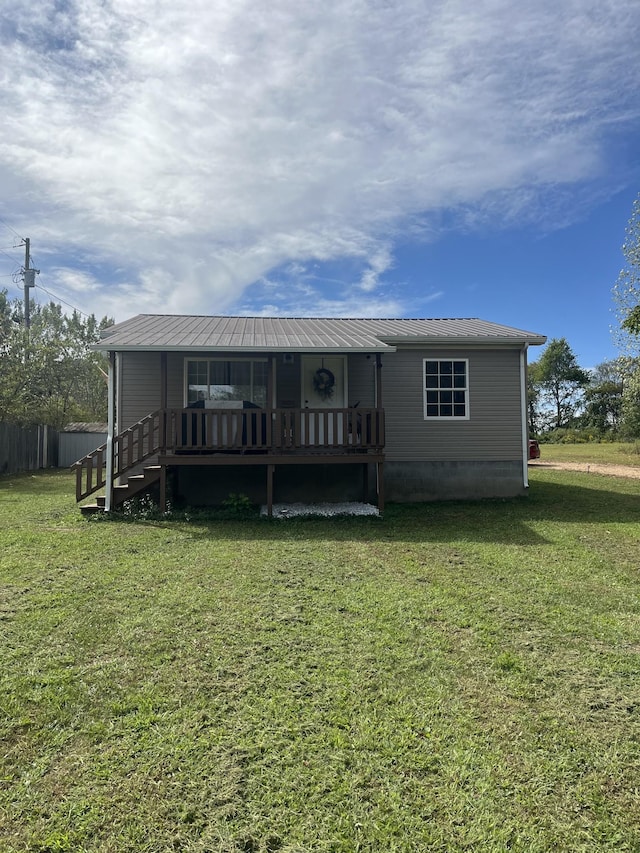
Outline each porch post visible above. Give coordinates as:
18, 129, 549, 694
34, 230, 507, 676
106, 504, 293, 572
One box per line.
160, 352, 168, 451
105, 350, 116, 512
375, 353, 383, 408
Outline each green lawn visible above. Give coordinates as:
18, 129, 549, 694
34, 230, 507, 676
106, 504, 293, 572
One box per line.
1, 469, 640, 852
540, 440, 640, 466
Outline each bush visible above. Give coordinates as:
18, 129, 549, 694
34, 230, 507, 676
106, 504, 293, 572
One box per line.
541, 428, 617, 444
220, 492, 255, 518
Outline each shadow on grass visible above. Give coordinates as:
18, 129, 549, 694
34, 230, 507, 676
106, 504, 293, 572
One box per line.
120, 476, 640, 547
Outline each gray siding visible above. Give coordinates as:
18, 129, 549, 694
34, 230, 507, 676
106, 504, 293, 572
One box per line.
167, 353, 186, 407
383, 347, 524, 462
346, 354, 376, 407
119, 352, 162, 429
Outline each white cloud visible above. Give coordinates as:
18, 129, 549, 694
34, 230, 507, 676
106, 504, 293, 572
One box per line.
0, 0, 639, 320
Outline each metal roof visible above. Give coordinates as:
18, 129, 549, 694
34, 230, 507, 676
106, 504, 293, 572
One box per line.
61, 422, 109, 433
96, 314, 546, 352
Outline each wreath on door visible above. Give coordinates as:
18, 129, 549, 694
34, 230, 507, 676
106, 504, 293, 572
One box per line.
313, 367, 336, 401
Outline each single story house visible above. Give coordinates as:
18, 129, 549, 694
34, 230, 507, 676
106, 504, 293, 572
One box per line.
73, 315, 546, 514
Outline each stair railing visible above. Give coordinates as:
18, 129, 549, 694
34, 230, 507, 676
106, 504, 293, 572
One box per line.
73, 409, 165, 502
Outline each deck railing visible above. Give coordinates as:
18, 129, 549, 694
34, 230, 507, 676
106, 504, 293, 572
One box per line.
166, 406, 384, 453
73, 407, 384, 501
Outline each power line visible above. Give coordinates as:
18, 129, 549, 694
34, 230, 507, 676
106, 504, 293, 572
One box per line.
0, 215, 24, 241
35, 282, 92, 318
0, 246, 21, 266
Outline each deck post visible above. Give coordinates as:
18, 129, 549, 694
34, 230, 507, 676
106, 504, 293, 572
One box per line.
159, 465, 167, 514
105, 351, 116, 512
377, 460, 384, 513
362, 462, 369, 503
266, 464, 274, 517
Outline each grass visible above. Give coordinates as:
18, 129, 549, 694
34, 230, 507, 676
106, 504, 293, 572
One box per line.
540, 440, 640, 466
1, 469, 640, 852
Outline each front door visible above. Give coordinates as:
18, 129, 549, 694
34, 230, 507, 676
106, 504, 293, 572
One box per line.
301, 355, 347, 408
301, 355, 347, 445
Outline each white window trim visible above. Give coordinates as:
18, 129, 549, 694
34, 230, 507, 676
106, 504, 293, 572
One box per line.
423, 358, 470, 421
184, 357, 268, 406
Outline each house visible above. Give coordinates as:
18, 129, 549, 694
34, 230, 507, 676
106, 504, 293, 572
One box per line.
73, 315, 546, 515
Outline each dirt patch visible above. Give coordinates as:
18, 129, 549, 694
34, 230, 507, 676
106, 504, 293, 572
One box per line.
529, 460, 640, 480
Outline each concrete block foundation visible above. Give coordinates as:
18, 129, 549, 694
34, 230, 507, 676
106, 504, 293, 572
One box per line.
385, 460, 527, 501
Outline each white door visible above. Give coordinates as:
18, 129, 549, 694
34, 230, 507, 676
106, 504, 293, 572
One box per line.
301, 356, 347, 444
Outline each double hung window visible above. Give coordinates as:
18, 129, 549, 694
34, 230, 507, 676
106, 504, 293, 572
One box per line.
423, 359, 469, 419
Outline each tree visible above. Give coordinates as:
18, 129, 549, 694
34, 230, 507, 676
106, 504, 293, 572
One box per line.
527, 361, 543, 436
0, 290, 112, 428
613, 193, 640, 350
531, 338, 589, 431
621, 368, 640, 437
579, 359, 625, 434
610, 195, 640, 436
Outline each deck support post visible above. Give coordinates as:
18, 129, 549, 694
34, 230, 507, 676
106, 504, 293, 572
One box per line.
159, 465, 167, 514
362, 462, 369, 502
377, 461, 384, 513
266, 464, 275, 517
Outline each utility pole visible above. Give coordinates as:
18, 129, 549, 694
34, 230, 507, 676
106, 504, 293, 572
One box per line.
22, 237, 38, 328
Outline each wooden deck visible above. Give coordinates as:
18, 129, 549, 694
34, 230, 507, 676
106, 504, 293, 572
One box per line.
74, 406, 385, 514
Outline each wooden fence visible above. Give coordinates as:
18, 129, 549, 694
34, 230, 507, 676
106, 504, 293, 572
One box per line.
0, 423, 59, 475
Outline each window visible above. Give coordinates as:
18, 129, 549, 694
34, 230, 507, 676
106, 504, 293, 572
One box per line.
186, 360, 268, 406
423, 359, 469, 419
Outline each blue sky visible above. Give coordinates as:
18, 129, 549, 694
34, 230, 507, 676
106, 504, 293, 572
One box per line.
1, 0, 639, 369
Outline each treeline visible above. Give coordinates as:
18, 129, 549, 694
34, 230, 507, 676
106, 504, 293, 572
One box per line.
0, 290, 112, 429
530, 193, 640, 441
528, 339, 640, 441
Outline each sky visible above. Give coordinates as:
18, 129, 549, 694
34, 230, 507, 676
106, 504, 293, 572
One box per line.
1, 0, 639, 369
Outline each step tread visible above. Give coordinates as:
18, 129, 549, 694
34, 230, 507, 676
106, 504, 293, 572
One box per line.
80, 504, 104, 515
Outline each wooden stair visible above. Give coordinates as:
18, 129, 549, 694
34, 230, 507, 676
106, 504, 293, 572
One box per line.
80, 465, 162, 515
